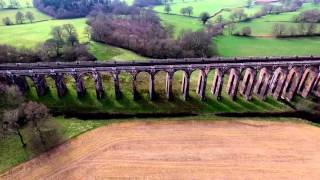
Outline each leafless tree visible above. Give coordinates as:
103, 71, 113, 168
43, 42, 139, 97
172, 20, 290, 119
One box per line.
15, 11, 25, 24
25, 11, 35, 23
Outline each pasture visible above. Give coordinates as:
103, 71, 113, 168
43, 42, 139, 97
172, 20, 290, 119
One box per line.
215, 35, 320, 57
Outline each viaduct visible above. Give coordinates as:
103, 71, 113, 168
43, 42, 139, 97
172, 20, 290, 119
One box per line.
1, 56, 320, 102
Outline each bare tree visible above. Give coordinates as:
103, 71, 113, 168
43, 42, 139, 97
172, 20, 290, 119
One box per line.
84, 26, 92, 42
51, 26, 65, 51
272, 23, 287, 37
164, 4, 171, 14
215, 15, 224, 23
227, 22, 236, 35
185, 6, 193, 16
25, 11, 35, 23
289, 25, 297, 36
230, 8, 247, 22
15, 11, 25, 24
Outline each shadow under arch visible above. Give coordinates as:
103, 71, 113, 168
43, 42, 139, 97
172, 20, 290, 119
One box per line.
136, 71, 153, 100
154, 70, 169, 100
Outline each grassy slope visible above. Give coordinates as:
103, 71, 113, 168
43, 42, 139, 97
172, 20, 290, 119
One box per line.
0, 117, 112, 173
24, 70, 289, 114
0, 14, 144, 60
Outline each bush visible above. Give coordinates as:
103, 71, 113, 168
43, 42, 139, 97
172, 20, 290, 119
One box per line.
2, 17, 13, 26
241, 26, 252, 36
27, 120, 63, 153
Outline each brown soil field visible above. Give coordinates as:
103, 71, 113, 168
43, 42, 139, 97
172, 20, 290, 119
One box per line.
1, 119, 320, 179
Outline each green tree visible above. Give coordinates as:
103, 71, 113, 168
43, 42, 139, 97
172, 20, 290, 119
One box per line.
200, 12, 210, 24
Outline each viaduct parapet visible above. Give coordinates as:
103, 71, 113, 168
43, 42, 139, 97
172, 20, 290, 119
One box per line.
1, 56, 320, 102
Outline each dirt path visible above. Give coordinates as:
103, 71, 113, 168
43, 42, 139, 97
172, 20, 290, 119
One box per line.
2, 119, 320, 179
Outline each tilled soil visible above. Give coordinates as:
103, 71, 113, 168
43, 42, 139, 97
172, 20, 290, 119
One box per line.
1, 119, 320, 179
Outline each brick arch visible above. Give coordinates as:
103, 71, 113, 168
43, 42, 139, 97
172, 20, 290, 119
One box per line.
297, 67, 318, 98
269, 67, 287, 100
254, 67, 271, 100
239, 67, 256, 100
281, 67, 302, 101
226, 68, 241, 100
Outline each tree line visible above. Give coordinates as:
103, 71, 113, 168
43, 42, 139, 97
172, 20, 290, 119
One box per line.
273, 9, 320, 37
2, 11, 35, 26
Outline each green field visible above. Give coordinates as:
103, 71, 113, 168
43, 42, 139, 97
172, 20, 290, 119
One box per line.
234, 3, 320, 36
0, 16, 144, 60
154, 0, 248, 17
215, 35, 320, 57
0, 8, 51, 24
159, 13, 203, 37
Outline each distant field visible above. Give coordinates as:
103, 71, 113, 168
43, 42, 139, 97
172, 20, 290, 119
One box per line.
2, 0, 33, 8
0, 18, 87, 46
234, 3, 320, 36
215, 35, 320, 57
0, 17, 144, 60
158, 13, 203, 37
0, 8, 51, 25
154, 0, 248, 17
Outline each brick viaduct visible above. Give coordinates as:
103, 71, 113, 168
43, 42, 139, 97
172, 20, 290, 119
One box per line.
1, 56, 320, 102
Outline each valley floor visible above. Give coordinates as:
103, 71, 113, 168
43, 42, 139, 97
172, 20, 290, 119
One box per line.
2, 118, 320, 179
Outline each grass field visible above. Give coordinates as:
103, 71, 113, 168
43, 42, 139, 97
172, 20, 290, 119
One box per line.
215, 35, 320, 57
159, 13, 203, 37
234, 3, 320, 36
154, 0, 248, 17
0, 16, 144, 60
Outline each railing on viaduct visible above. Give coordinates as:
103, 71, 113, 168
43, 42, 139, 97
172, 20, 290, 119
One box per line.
1, 56, 320, 102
